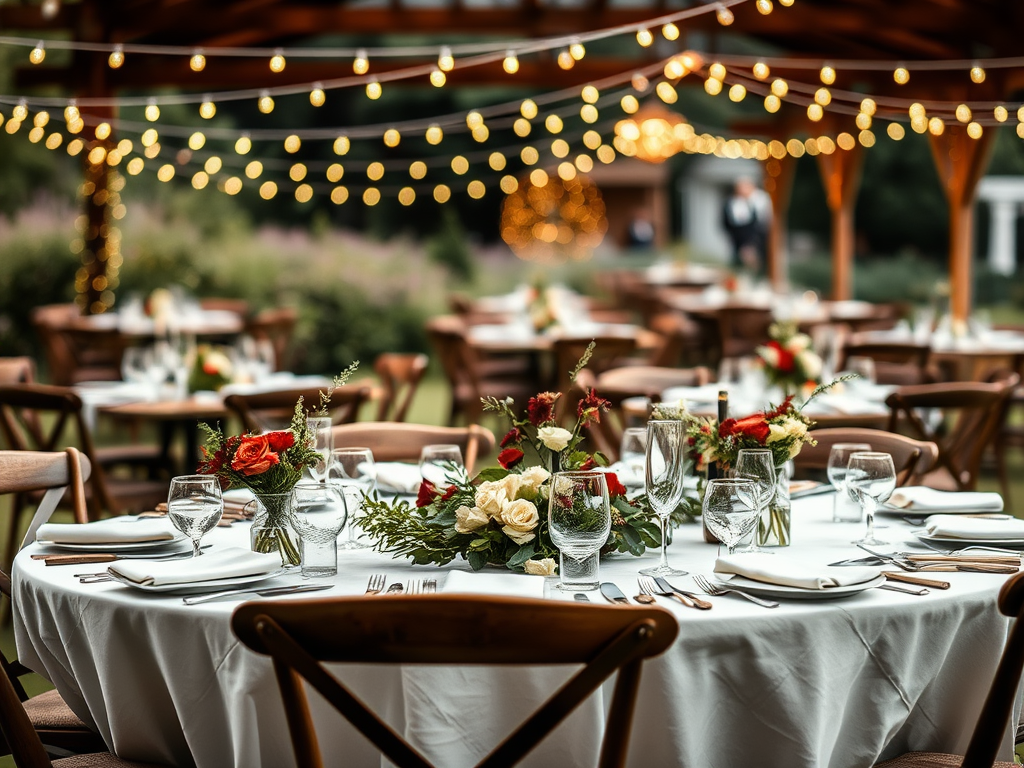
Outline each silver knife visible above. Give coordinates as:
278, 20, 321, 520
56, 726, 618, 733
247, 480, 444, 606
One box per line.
599, 582, 630, 605
182, 583, 333, 605
573, 593, 591, 602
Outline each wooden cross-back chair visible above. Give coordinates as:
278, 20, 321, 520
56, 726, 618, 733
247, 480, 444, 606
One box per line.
372, 353, 429, 422
838, 340, 935, 386
331, 422, 495, 475
232, 595, 678, 768
794, 428, 939, 486
245, 307, 298, 372
223, 384, 371, 434
31, 305, 126, 387
884, 371, 1019, 496
715, 304, 774, 361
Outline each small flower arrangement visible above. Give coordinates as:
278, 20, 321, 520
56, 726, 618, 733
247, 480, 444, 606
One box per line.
756, 322, 823, 395
188, 344, 234, 393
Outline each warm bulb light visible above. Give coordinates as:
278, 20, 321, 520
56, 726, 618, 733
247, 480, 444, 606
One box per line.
970, 66, 986, 84
366, 79, 382, 99
95, 122, 111, 140
438, 46, 454, 72
887, 123, 905, 140
820, 65, 836, 85
860, 98, 877, 116
269, 51, 286, 73
756, 0, 773, 14
664, 59, 685, 79
894, 66, 909, 84
662, 22, 679, 40
520, 99, 538, 119
425, 124, 443, 145
928, 117, 945, 136
955, 104, 972, 123
258, 93, 275, 113
145, 102, 160, 121
620, 95, 639, 113
466, 111, 484, 129
581, 85, 599, 104
383, 128, 400, 147
284, 135, 301, 153
771, 78, 788, 97
807, 103, 823, 121
430, 69, 446, 87
764, 94, 781, 113
199, 100, 216, 119
503, 51, 519, 74
967, 122, 983, 139
814, 87, 831, 106
716, 5, 734, 24
190, 52, 205, 72
334, 136, 350, 155
108, 45, 124, 69
310, 85, 325, 106
995, 106, 1009, 122
709, 62, 726, 80
908, 102, 926, 118
188, 131, 206, 150
545, 114, 564, 134
353, 50, 369, 75
557, 50, 574, 70
753, 62, 770, 80
235, 135, 252, 154
704, 78, 723, 96
636, 28, 653, 47
632, 73, 649, 92
728, 84, 746, 102
29, 43, 45, 64
569, 41, 585, 60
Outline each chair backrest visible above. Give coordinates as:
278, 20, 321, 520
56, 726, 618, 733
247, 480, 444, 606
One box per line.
199, 297, 250, 316
715, 305, 773, 359
551, 336, 637, 395
246, 307, 299, 371
0, 645, 56, 768
331, 422, 495, 474
795, 428, 938, 485
232, 595, 678, 768
0, 449, 92, 547
224, 385, 371, 434
645, 313, 700, 368
838, 340, 933, 385
425, 316, 483, 392
373, 354, 429, 422
885, 371, 1020, 490
0, 358, 36, 386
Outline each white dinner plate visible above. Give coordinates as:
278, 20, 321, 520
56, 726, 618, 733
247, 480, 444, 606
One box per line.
713, 573, 886, 600
911, 531, 1024, 549
38, 534, 189, 553
105, 567, 288, 594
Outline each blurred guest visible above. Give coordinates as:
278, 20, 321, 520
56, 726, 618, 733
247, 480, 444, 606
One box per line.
722, 178, 771, 272
627, 209, 656, 249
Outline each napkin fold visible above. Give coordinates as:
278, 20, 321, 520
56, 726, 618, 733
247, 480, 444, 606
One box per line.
923, 514, 1024, 540
108, 547, 282, 586
36, 519, 178, 545
714, 553, 881, 590
374, 462, 423, 495
441, 570, 546, 599
888, 487, 1003, 512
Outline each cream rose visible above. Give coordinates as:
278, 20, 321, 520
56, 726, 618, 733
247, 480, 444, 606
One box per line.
800, 350, 823, 380
787, 333, 812, 353
474, 480, 510, 518
537, 426, 573, 452
495, 472, 522, 501
454, 505, 489, 534
500, 498, 540, 544
518, 466, 550, 494
524, 558, 557, 576
759, 345, 780, 368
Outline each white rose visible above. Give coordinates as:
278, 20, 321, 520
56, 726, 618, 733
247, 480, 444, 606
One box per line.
501, 498, 540, 544
524, 558, 557, 576
766, 423, 788, 444
800, 351, 823, 380
787, 333, 812, 353
495, 472, 522, 501
454, 505, 489, 534
474, 480, 510, 518
759, 345, 780, 368
537, 426, 573, 452
518, 466, 550, 494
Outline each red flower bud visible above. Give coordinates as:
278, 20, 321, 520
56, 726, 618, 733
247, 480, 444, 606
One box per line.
497, 447, 525, 469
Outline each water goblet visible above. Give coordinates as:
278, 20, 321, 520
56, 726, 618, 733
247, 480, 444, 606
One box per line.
167, 475, 223, 557
702, 478, 759, 556
827, 442, 872, 522
329, 447, 376, 551
640, 419, 687, 577
121, 346, 151, 385
618, 427, 647, 492
734, 448, 776, 553
845, 356, 876, 389
847, 451, 897, 546
289, 482, 348, 578
305, 417, 334, 483
419, 444, 464, 487
548, 471, 611, 591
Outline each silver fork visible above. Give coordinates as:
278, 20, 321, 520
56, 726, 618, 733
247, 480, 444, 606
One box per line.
637, 575, 709, 610
693, 574, 779, 609
423, 579, 437, 594
365, 573, 386, 595
406, 579, 423, 595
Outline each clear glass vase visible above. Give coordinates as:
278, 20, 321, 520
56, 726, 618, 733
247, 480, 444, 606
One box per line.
758, 462, 792, 547
246, 492, 302, 567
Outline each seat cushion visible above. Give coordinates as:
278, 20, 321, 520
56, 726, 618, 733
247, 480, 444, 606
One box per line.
874, 752, 1016, 767
53, 755, 166, 768
24, 689, 87, 729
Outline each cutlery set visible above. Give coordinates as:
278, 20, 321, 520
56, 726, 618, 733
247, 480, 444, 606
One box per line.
364, 574, 437, 596
828, 544, 1021, 574
37, 545, 212, 570
599, 576, 765, 610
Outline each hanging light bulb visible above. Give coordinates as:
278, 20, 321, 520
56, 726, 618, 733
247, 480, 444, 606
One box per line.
636, 28, 653, 47
819, 65, 836, 85
145, 100, 160, 121
716, 4, 734, 24
438, 46, 454, 72
557, 50, 574, 70
310, 84, 326, 106
704, 77, 723, 96
581, 85, 599, 103
12, 101, 28, 121
807, 104, 823, 121
771, 78, 789, 97
814, 88, 831, 106
353, 49, 369, 75
108, 44, 124, 69
662, 22, 679, 40
708, 62, 726, 80
29, 42, 45, 65
756, 0, 773, 14
383, 128, 400, 147
430, 69, 446, 87
728, 84, 747, 102
521, 99, 538, 119
269, 49, 286, 73
258, 91, 275, 113
970, 64, 986, 84
366, 78, 382, 99
235, 135, 252, 154
860, 98, 877, 116
955, 104, 972, 123
41, 0, 59, 19
764, 94, 781, 113
967, 122, 983, 139
425, 124, 443, 145
569, 40, 585, 60
64, 103, 79, 123
466, 111, 484, 129
664, 58, 685, 79
334, 136, 350, 155
632, 72, 649, 91
190, 50, 206, 72
752, 62, 770, 80
994, 106, 1008, 122
893, 66, 910, 85
503, 50, 519, 74
199, 98, 216, 119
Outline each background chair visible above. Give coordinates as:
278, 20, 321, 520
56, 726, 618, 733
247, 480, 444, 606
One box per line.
715, 305, 773, 361
838, 339, 935, 386
31, 305, 126, 387
232, 595, 678, 768
372, 353, 429, 422
245, 307, 298, 372
794, 428, 938, 486
331, 422, 495, 474
224, 384, 371, 434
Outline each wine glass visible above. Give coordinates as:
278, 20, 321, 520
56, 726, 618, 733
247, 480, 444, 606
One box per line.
734, 448, 776, 553
419, 444, 463, 487
121, 346, 151, 385
290, 482, 348, 578
548, 471, 611, 591
702, 478, 759, 556
827, 442, 872, 522
167, 475, 223, 557
847, 451, 897, 546
640, 419, 687, 577
306, 417, 334, 483
618, 427, 647, 493
329, 447, 376, 551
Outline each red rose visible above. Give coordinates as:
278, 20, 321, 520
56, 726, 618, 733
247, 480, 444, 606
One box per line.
500, 427, 521, 448
732, 415, 771, 442
230, 435, 280, 476
441, 484, 458, 501
265, 430, 296, 452
497, 448, 525, 469
579, 456, 597, 472
202, 361, 220, 375
577, 388, 611, 425
416, 480, 438, 508
605, 471, 628, 499
527, 392, 559, 426
718, 418, 737, 439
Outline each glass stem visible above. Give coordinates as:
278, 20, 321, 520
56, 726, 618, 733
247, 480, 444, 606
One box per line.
865, 500, 875, 540
659, 515, 669, 569
192, 537, 203, 557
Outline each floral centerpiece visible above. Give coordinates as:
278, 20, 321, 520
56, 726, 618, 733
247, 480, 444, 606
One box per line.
188, 344, 234, 393
756, 322, 823, 396
360, 346, 696, 574
197, 362, 359, 565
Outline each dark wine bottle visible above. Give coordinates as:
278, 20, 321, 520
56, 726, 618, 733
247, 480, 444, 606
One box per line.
703, 389, 729, 544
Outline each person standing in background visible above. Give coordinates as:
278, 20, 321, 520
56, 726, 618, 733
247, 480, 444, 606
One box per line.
722, 177, 771, 273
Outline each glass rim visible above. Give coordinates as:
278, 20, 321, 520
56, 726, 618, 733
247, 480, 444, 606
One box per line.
332, 446, 371, 454
736, 448, 772, 455
170, 474, 217, 483
706, 477, 757, 487
293, 480, 344, 490
422, 443, 462, 450
552, 469, 607, 478
848, 451, 891, 459
831, 443, 873, 450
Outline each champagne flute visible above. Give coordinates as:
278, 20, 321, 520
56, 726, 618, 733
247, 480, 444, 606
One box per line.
847, 451, 897, 546
827, 442, 871, 522
306, 417, 334, 484
329, 447, 376, 551
419, 444, 464, 487
734, 448, 776, 553
548, 471, 611, 591
167, 475, 223, 557
702, 478, 759, 556
640, 419, 687, 577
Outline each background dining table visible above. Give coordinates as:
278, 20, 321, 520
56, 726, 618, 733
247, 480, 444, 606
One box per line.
12, 495, 1020, 768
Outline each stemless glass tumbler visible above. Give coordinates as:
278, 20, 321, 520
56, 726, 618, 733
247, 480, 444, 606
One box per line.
548, 471, 612, 591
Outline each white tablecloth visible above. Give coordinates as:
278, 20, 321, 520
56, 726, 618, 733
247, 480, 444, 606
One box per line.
13, 497, 1019, 768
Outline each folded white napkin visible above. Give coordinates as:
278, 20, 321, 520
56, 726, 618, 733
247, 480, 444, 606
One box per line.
374, 462, 423, 495
923, 514, 1024, 540
802, 394, 888, 416
36, 519, 178, 545
108, 547, 282, 586
888, 487, 1004, 512
442, 570, 546, 599
714, 553, 881, 590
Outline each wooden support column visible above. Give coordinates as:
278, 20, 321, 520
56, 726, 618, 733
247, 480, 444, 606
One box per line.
763, 154, 797, 292
928, 124, 996, 325
815, 142, 864, 301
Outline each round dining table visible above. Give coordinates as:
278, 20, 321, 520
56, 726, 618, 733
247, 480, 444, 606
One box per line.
12, 496, 1020, 768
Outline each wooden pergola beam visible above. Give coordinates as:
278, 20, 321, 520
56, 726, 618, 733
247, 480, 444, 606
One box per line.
763, 154, 798, 292
816, 141, 864, 301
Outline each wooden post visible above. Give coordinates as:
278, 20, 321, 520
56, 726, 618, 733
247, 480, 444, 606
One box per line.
763, 155, 796, 292
815, 142, 863, 301
928, 124, 996, 325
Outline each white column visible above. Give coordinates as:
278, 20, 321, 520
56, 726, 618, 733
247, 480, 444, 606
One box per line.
988, 200, 1018, 275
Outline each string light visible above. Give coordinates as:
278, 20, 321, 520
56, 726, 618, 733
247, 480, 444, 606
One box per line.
764, 94, 781, 113
503, 51, 519, 75
753, 62, 770, 80
29, 42, 45, 65
334, 136, 350, 155
520, 100, 538, 119
366, 78, 382, 99
430, 69, 446, 87
995, 106, 1009, 122
632, 73, 649, 92
887, 123, 905, 140
353, 50, 369, 75
709, 62, 726, 80
234, 135, 251, 154
662, 23, 679, 40
199, 99, 216, 119
258, 91, 275, 113
967, 122, 983, 139
284, 134, 301, 153
521, 146, 539, 164
310, 85, 326, 106
95, 122, 111, 140
893, 66, 909, 85
664, 58, 685, 80
636, 29, 654, 47
434, 184, 451, 203
657, 82, 678, 103
580, 104, 598, 123
557, 50, 575, 70
399, 187, 416, 206
756, 0, 773, 14
472, 125, 490, 142
425, 124, 443, 145
409, 161, 427, 179
190, 51, 206, 71
545, 114, 564, 134
704, 78, 723, 96
819, 65, 836, 85
771, 78, 789, 97
955, 104, 972, 123
33, 111, 49, 127
551, 138, 570, 158
188, 131, 206, 150
438, 46, 454, 72
108, 45, 124, 69
855, 112, 871, 130
928, 117, 945, 136
269, 50, 286, 73
569, 40, 586, 60
581, 85, 599, 104
145, 100, 160, 121
331, 187, 348, 205
489, 152, 506, 171
814, 87, 831, 106
466, 111, 484, 129
259, 181, 277, 200
970, 65, 986, 84
451, 156, 469, 175
367, 162, 384, 181
205, 156, 222, 174
860, 98, 876, 116
514, 118, 531, 137
383, 128, 401, 147
807, 104, 823, 121
716, 5, 734, 24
